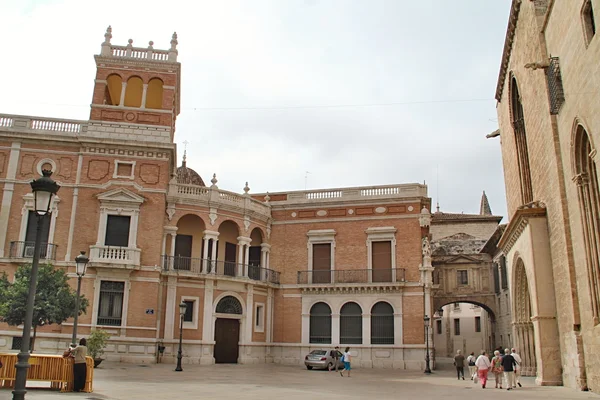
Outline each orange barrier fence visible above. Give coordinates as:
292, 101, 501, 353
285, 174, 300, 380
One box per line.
0, 353, 93, 392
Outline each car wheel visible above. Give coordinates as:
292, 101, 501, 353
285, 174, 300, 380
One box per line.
306, 366, 313, 370
327, 362, 333, 371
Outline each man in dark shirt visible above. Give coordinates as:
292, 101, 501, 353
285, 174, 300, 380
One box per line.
453, 350, 465, 380
501, 348, 517, 390
329, 346, 340, 372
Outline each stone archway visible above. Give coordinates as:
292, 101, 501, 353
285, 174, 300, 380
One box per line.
513, 259, 537, 376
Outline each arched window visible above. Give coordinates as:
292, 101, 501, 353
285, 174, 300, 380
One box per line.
511, 77, 534, 204
146, 78, 164, 109
216, 296, 243, 314
574, 124, 600, 323
105, 74, 122, 106
124, 76, 143, 107
371, 302, 394, 344
340, 302, 362, 344
309, 302, 331, 343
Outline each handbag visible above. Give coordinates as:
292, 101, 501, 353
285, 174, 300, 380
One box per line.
62, 349, 73, 358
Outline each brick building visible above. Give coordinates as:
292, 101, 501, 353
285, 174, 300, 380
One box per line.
0, 28, 435, 369
491, 0, 599, 391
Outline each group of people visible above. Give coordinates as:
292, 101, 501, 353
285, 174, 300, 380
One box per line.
328, 346, 352, 377
63, 338, 88, 392
454, 348, 522, 390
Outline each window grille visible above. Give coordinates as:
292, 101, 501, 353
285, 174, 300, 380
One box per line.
371, 302, 394, 344
546, 57, 565, 115
183, 300, 194, 322
11, 337, 22, 350
340, 302, 362, 344
309, 302, 332, 344
97, 281, 125, 326
454, 319, 461, 336
216, 296, 243, 314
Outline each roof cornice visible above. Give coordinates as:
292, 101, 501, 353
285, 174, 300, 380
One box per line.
497, 202, 546, 253
495, 0, 523, 102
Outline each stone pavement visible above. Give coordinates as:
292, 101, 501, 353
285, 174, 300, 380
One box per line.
0, 363, 597, 400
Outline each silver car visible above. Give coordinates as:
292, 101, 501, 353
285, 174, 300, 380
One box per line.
304, 349, 344, 370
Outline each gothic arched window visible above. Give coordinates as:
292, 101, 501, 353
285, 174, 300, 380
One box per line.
511, 77, 534, 204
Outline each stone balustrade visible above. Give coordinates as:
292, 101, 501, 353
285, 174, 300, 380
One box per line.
89, 245, 141, 268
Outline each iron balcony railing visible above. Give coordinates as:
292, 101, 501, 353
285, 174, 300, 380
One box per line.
9, 241, 58, 261
297, 268, 406, 284
162, 255, 280, 284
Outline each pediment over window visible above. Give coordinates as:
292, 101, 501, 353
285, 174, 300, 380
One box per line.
443, 255, 482, 264
96, 188, 145, 205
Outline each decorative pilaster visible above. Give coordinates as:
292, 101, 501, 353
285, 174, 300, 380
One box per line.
119, 81, 127, 106
141, 83, 148, 108
237, 236, 252, 277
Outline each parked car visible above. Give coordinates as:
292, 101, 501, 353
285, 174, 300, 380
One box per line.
304, 349, 344, 370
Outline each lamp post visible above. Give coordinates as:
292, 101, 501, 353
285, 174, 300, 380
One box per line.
13, 170, 59, 400
71, 251, 89, 346
424, 315, 432, 374
175, 301, 186, 372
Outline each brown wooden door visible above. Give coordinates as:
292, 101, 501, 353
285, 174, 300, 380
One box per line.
174, 235, 192, 270
224, 242, 237, 276
372, 241, 392, 282
214, 318, 239, 363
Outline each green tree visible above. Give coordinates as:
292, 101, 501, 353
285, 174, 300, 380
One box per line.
0, 264, 89, 351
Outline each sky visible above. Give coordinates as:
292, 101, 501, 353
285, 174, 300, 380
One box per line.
0, 0, 511, 219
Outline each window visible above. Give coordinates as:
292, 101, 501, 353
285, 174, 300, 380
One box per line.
312, 243, 332, 284
24, 211, 51, 257
113, 161, 135, 179
105, 74, 122, 105
371, 302, 394, 344
372, 241, 392, 282
475, 317, 481, 333
493, 262, 500, 294
97, 281, 125, 326
436, 320, 442, 335
309, 302, 332, 344
454, 319, 460, 336
583, 0, 596, 45
124, 76, 143, 107
183, 300, 194, 322
104, 215, 131, 247
216, 296, 243, 314
457, 270, 468, 285
453, 303, 461, 310
574, 123, 600, 324
146, 78, 164, 109
506, 294, 510, 315
511, 77, 533, 204
255, 303, 265, 332
500, 256, 508, 289
340, 302, 362, 344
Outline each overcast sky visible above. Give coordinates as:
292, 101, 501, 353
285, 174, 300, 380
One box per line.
0, 0, 511, 219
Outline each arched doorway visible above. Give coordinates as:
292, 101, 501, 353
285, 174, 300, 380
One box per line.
513, 260, 537, 376
214, 296, 243, 363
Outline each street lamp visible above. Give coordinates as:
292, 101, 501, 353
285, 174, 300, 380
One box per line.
175, 301, 186, 372
13, 170, 60, 400
424, 315, 432, 374
71, 251, 89, 345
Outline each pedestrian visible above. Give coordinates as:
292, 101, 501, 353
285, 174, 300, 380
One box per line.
475, 350, 492, 389
72, 338, 88, 392
453, 350, 465, 380
340, 347, 351, 377
490, 350, 504, 389
511, 348, 522, 388
467, 352, 477, 380
329, 346, 340, 372
501, 348, 517, 390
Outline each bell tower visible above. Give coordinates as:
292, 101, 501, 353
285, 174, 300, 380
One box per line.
88, 26, 181, 142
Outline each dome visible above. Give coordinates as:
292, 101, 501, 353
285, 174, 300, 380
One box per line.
176, 158, 205, 186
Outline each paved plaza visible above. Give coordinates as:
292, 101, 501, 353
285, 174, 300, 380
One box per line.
0, 363, 597, 400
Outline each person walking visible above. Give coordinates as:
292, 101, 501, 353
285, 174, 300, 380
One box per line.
511, 348, 522, 388
466, 352, 477, 380
475, 350, 492, 389
453, 350, 465, 380
340, 347, 351, 377
501, 348, 517, 390
72, 338, 88, 392
329, 346, 341, 372
490, 350, 504, 389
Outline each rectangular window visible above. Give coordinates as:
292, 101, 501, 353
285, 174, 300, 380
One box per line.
436, 320, 442, 335
312, 243, 331, 284
493, 262, 500, 294
457, 270, 468, 285
454, 319, 460, 336
114, 160, 135, 179
24, 211, 51, 257
255, 304, 265, 332
505, 294, 510, 315
104, 215, 131, 247
475, 317, 481, 333
183, 300, 194, 322
97, 281, 125, 326
372, 241, 392, 282
453, 303, 460, 310
500, 256, 508, 289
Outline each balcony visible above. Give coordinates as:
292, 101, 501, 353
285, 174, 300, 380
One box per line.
161, 256, 280, 284
90, 245, 141, 268
297, 269, 406, 285
8, 241, 58, 261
